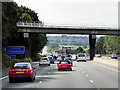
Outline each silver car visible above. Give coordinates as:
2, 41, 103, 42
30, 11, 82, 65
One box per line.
77, 53, 86, 62
39, 57, 50, 66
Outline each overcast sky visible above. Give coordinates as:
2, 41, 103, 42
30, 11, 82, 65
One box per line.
14, 0, 118, 25
14, 0, 118, 36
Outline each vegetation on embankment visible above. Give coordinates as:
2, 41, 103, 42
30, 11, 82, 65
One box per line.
2, 54, 32, 69
95, 35, 120, 55
101, 54, 120, 59
2, 2, 48, 61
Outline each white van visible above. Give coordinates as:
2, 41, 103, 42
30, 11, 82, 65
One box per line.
77, 53, 86, 62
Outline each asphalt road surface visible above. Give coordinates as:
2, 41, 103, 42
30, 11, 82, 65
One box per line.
1, 60, 118, 88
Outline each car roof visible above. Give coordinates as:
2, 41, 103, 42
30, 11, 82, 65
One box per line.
15, 62, 30, 64
41, 57, 48, 58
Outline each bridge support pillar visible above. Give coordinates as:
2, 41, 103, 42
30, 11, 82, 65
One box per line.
89, 35, 96, 60
24, 33, 32, 59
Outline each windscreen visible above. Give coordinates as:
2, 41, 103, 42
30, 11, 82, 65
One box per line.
13, 64, 30, 69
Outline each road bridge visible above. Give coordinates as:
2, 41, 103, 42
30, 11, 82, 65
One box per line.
16, 21, 120, 60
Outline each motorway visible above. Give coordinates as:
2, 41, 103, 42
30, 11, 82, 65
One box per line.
1, 60, 118, 89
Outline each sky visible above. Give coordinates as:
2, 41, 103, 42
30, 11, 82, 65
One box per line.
14, 0, 118, 36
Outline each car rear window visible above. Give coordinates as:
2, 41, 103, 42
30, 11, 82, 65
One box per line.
13, 64, 30, 69
41, 58, 48, 60
60, 61, 69, 64
112, 55, 117, 56
78, 54, 85, 57
48, 57, 52, 59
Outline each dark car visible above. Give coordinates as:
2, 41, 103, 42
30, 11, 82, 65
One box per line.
111, 54, 118, 59
9, 62, 36, 83
47, 56, 54, 64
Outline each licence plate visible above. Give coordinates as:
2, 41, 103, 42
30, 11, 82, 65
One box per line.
43, 61, 46, 62
16, 72, 24, 73
62, 65, 67, 67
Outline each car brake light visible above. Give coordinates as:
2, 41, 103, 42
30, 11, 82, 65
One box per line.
10, 69, 14, 72
26, 69, 31, 72
40, 60, 42, 62
47, 60, 49, 61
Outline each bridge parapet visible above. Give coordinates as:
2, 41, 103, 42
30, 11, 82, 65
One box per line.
17, 21, 118, 30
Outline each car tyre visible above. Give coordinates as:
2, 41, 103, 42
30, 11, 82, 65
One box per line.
9, 78, 13, 83
48, 64, 50, 66
58, 69, 60, 71
30, 77, 34, 82
70, 69, 72, 71
39, 64, 41, 66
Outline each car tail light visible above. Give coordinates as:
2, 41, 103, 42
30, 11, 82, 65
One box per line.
71, 61, 73, 63
40, 60, 42, 62
10, 69, 15, 72
26, 69, 32, 72
47, 60, 49, 61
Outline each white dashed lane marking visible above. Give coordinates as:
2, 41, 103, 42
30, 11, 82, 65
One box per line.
39, 81, 42, 83
90, 80, 94, 83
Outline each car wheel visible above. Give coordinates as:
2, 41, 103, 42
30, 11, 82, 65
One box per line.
48, 64, 50, 66
58, 69, 60, 71
9, 78, 13, 83
70, 69, 72, 71
39, 64, 41, 66
77, 61, 79, 62
33, 76, 35, 80
84, 60, 86, 62
53, 62, 54, 64
30, 77, 34, 82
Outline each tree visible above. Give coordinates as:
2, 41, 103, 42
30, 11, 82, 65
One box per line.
19, 13, 32, 21
95, 36, 105, 54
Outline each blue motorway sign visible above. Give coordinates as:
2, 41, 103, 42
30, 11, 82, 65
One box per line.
10, 55, 16, 60
4, 46, 25, 54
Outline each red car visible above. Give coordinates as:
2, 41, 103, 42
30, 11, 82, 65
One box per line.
111, 55, 118, 59
57, 61, 72, 71
65, 58, 73, 66
9, 62, 36, 83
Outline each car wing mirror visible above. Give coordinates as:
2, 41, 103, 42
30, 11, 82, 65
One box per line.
33, 66, 36, 69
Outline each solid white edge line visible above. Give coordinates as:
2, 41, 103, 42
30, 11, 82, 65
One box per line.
91, 62, 119, 72
0, 76, 8, 81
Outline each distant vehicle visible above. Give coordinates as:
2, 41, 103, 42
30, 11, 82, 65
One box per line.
111, 54, 118, 59
9, 62, 36, 83
47, 56, 54, 64
39, 57, 50, 66
57, 61, 72, 71
65, 57, 73, 66
95, 54, 101, 57
77, 53, 86, 62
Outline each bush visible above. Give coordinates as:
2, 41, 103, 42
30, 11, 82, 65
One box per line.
2, 54, 32, 69
24, 58, 32, 62
2, 54, 17, 69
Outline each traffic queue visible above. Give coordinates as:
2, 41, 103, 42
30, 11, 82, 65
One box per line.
8, 54, 73, 83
